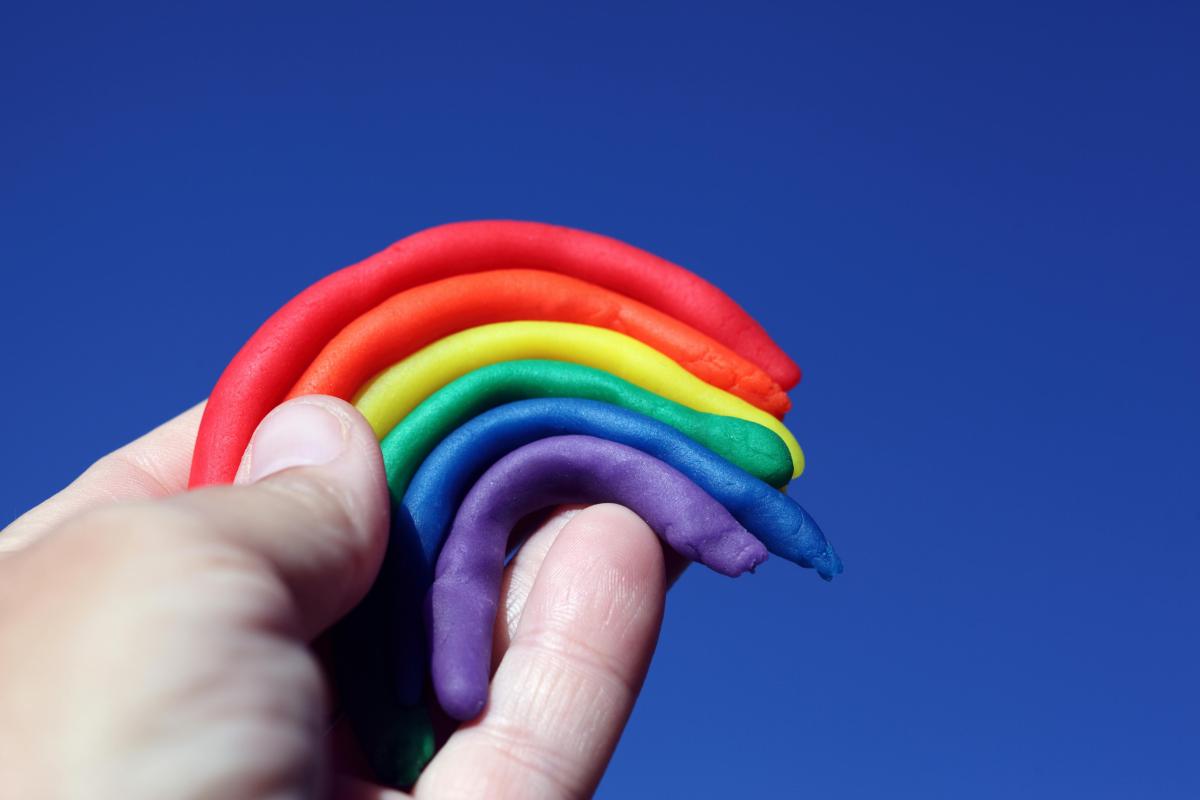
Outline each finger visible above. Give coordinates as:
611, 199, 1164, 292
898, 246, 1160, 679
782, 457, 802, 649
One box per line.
491, 505, 585, 661
160, 395, 390, 639
0, 402, 205, 553
417, 504, 666, 800
492, 506, 689, 662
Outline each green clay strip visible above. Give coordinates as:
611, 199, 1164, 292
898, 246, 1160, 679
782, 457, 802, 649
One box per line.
379, 359, 793, 499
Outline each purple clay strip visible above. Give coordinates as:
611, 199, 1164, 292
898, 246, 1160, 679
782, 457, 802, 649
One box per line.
428, 434, 769, 720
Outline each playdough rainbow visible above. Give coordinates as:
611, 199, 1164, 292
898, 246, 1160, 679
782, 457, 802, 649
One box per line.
189, 220, 841, 788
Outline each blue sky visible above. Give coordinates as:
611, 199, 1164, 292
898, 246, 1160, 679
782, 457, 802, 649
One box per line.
2, 2, 1197, 797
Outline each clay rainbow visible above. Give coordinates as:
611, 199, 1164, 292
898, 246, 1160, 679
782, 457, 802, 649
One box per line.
189, 220, 841, 787
189, 220, 802, 488
286, 269, 791, 416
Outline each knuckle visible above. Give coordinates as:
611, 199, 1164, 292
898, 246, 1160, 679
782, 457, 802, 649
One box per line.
512, 629, 641, 701
478, 719, 585, 797
82, 446, 174, 499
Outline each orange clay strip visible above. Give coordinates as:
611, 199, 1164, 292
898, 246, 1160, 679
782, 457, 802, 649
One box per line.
288, 269, 790, 417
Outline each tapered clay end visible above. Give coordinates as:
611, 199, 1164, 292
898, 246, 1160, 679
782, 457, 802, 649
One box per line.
435, 672, 487, 721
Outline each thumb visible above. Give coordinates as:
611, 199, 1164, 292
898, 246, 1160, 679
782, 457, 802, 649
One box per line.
168, 395, 390, 639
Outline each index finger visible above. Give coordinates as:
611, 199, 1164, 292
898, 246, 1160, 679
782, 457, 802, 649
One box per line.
415, 504, 667, 799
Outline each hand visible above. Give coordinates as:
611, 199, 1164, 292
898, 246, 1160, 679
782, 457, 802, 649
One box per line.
0, 397, 674, 799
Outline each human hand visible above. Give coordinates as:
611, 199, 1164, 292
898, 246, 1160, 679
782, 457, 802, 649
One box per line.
0, 396, 674, 799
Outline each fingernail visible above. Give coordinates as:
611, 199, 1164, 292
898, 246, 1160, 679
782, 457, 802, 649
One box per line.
245, 401, 349, 482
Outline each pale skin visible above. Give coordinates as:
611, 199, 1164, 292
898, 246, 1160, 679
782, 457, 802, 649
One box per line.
0, 396, 684, 799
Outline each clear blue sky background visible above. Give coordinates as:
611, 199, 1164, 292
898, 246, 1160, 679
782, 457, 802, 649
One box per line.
2, 2, 1197, 797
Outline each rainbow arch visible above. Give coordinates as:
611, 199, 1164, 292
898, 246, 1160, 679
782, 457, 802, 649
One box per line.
189, 220, 802, 487
189, 220, 840, 787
